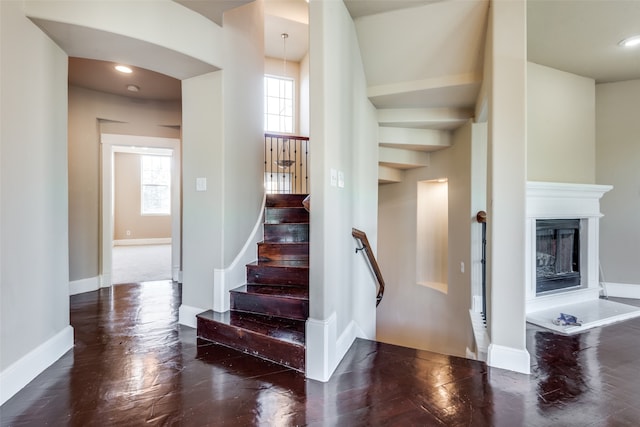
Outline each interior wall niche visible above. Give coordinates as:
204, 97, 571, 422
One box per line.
416, 180, 448, 293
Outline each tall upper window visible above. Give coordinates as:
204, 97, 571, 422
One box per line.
264, 75, 294, 133
141, 155, 171, 215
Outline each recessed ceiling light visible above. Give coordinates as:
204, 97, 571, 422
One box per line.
619, 35, 640, 48
115, 65, 133, 73
126, 84, 140, 92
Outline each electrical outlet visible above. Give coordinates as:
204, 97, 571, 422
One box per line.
126, 230, 131, 236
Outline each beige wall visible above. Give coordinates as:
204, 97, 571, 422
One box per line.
68, 85, 181, 282
306, 0, 379, 381
181, 0, 265, 314
527, 62, 596, 183
113, 153, 172, 240
1, 0, 71, 380
596, 80, 640, 286
377, 121, 474, 358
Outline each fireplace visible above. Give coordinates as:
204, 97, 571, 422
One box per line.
526, 182, 612, 313
536, 219, 580, 295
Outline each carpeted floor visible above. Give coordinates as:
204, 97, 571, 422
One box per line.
111, 244, 172, 284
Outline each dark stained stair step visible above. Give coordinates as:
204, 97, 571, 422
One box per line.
197, 310, 305, 372
246, 260, 309, 286
265, 207, 309, 224
258, 242, 309, 261
264, 223, 309, 243
266, 194, 308, 208
231, 285, 309, 320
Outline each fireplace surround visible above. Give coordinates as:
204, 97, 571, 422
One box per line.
526, 182, 612, 314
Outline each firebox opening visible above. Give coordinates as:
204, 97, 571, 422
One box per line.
536, 219, 581, 295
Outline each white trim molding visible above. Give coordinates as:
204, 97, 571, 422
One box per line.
212, 194, 265, 313
603, 282, 640, 299
100, 134, 181, 298
113, 238, 172, 246
69, 276, 100, 295
0, 326, 74, 405
178, 304, 206, 329
487, 343, 531, 374
305, 312, 337, 382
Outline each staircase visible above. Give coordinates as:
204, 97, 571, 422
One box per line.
196, 194, 309, 372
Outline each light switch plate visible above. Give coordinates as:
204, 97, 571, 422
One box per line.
196, 177, 207, 191
338, 171, 345, 188
330, 169, 337, 187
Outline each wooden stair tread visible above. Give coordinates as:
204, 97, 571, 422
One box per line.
265, 194, 308, 208
197, 310, 305, 346
232, 285, 309, 300
265, 207, 309, 224
263, 223, 309, 243
258, 242, 309, 261
247, 260, 309, 268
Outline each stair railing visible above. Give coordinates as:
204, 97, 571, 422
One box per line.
352, 228, 385, 306
476, 211, 487, 324
264, 133, 310, 194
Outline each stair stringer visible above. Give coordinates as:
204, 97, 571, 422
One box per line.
212, 193, 266, 312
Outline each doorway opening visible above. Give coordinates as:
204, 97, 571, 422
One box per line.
101, 134, 181, 287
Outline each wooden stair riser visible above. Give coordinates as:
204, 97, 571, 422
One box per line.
197, 314, 305, 372
265, 207, 309, 224
258, 242, 309, 261
231, 291, 309, 321
264, 223, 309, 243
246, 264, 309, 286
266, 194, 308, 208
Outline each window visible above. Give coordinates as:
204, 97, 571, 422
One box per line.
141, 155, 171, 215
264, 75, 294, 133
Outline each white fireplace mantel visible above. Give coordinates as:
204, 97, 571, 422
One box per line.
526, 181, 613, 313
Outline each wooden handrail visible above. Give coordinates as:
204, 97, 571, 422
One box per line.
352, 228, 386, 306
264, 132, 310, 141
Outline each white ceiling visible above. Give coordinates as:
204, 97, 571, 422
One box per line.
61, 0, 640, 106
528, 0, 640, 83
68, 57, 182, 101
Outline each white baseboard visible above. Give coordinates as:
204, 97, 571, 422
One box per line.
0, 326, 74, 406
602, 282, 640, 299
172, 267, 182, 284
487, 343, 530, 375
100, 273, 111, 288
305, 312, 337, 382
113, 238, 171, 246
179, 304, 206, 329
69, 276, 100, 295
336, 320, 365, 365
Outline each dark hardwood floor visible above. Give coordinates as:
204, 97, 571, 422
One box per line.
2, 281, 640, 426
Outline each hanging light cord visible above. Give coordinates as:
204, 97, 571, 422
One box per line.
281, 33, 288, 76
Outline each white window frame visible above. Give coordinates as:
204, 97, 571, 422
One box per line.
141, 154, 171, 216
264, 75, 295, 134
